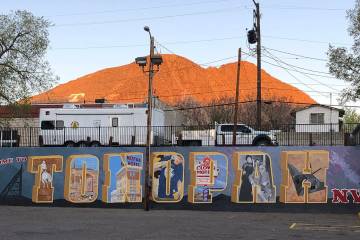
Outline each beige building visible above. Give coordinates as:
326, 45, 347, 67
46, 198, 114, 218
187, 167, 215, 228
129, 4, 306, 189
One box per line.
110, 165, 142, 203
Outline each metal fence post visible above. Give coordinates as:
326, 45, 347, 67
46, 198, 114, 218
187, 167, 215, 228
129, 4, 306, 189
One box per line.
29, 127, 32, 147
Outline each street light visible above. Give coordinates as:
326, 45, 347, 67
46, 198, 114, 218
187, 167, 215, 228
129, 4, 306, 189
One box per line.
135, 56, 147, 68
135, 26, 162, 211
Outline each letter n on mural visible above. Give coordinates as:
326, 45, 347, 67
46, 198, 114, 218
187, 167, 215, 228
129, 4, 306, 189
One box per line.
280, 150, 329, 203
231, 152, 276, 203
102, 153, 143, 203
64, 155, 99, 203
151, 152, 184, 203
27, 155, 63, 203
188, 152, 228, 203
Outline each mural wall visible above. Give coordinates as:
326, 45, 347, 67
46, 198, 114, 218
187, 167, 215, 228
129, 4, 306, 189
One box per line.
0, 146, 359, 206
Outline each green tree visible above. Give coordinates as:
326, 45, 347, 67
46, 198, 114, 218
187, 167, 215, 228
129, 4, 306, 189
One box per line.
328, 0, 360, 103
0, 10, 57, 104
343, 108, 360, 123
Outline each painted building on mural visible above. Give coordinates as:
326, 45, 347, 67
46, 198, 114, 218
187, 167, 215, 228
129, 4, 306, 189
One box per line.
110, 167, 141, 202
69, 168, 98, 202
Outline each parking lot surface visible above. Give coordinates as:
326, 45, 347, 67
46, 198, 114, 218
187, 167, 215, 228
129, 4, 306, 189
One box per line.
0, 206, 358, 240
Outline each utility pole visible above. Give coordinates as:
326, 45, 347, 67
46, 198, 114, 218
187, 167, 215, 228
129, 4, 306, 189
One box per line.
135, 26, 163, 211
330, 92, 333, 146
233, 48, 241, 145
253, 0, 262, 130
144, 35, 155, 211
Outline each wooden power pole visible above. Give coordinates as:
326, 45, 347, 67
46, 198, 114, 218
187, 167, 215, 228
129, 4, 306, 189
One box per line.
254, 1, 262, 130
233, 48, 241, 145
144, 36, 155, 211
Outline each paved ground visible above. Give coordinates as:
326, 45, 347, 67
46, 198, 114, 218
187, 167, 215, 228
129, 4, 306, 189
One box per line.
0, 206, 359, 240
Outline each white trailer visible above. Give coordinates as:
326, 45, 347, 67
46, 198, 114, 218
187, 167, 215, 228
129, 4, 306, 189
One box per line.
39, 105, 165, 147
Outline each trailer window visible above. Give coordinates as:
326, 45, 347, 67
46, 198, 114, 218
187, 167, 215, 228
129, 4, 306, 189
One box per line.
41, 121, 55, 130
56, 120, 64, 130
112, 118, 118, 127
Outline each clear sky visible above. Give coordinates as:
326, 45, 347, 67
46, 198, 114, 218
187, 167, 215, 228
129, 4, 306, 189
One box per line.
1, 0, 357, 107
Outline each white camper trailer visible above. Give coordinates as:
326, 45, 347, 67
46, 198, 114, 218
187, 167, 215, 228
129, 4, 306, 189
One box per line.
39, 104, 165, 147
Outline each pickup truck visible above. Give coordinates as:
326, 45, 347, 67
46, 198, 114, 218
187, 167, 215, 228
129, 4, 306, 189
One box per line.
178, 123, 278, 146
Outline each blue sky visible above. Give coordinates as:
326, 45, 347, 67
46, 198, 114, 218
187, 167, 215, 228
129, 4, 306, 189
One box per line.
1, 0, 357, 107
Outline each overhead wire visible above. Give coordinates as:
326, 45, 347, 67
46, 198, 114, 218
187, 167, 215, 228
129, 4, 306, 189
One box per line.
262, 47, 328, 62
47, 0, 236, 17
242, 50, 329, 98
53, 6, 246, 27
262, 47, 341, 92
164, 99, 354, 112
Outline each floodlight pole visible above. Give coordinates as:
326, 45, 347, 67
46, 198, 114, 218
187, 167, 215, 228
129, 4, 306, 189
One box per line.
144, 32, 154, 211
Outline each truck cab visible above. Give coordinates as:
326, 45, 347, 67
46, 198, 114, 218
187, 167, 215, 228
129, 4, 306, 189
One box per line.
215, 123, 277, 146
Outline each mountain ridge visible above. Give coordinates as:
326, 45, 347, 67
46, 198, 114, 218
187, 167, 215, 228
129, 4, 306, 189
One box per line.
31, 54, 316, 105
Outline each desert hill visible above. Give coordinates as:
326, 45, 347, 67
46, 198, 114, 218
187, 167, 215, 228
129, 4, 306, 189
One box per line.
31, 54, 316, 105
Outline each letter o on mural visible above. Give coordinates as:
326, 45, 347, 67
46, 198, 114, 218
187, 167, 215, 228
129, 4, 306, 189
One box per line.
64, 155, 99, 203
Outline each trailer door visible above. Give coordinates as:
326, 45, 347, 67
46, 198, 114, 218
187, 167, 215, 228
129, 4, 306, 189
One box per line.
41, 120, 64, 145
55, 120, 65, 145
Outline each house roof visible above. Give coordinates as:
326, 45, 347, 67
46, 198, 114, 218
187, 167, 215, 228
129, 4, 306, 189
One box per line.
293, 104, 345, 117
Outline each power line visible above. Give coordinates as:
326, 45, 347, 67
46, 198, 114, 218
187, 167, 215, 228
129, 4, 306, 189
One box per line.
289, 82, 348, 87
263, 35, 351, 47
47, 0, 235, 17
155, 41, 332, 97
52, 43, 147, 50
261, 5, 346, 11
53, 6, 245, 27
165, 99, 357, 112
48, 2, 347, 18
51, 36, 350, 51
263, 47, 328, 62
253, 55, 338, 79
243, 50, 329, 98
164, 100, 336, 112
262, 48, 340, 93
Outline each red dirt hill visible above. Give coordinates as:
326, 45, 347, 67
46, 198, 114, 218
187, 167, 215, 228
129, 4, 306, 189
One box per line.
31, 54, 316, 105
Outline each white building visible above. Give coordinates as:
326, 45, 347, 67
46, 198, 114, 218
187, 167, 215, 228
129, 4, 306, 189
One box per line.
294, 105, 344, 132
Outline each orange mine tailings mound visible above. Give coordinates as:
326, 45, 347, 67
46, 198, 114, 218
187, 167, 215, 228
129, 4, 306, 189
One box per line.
31, 54, 316, 105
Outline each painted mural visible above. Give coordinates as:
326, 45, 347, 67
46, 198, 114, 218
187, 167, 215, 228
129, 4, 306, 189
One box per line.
280, 150, 329, 203
188, 152, 227, 203
64, 155, 99, 203
102, 153, 143, 203
231, 152, 276, 203
27, 155, 63, 203
0, 146, 359, 206
151, 152, 184, 202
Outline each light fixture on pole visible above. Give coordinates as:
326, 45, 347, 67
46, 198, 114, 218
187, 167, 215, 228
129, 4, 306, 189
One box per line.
135, 26, 163, 211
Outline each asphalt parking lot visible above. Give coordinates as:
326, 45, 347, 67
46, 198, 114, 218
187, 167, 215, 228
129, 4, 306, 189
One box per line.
0, 206, 358, 240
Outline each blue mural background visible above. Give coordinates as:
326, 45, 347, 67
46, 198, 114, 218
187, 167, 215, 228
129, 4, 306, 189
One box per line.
0, 146, 359, 202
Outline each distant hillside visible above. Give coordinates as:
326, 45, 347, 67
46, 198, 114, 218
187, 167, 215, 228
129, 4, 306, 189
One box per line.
31, 54, 316, 105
